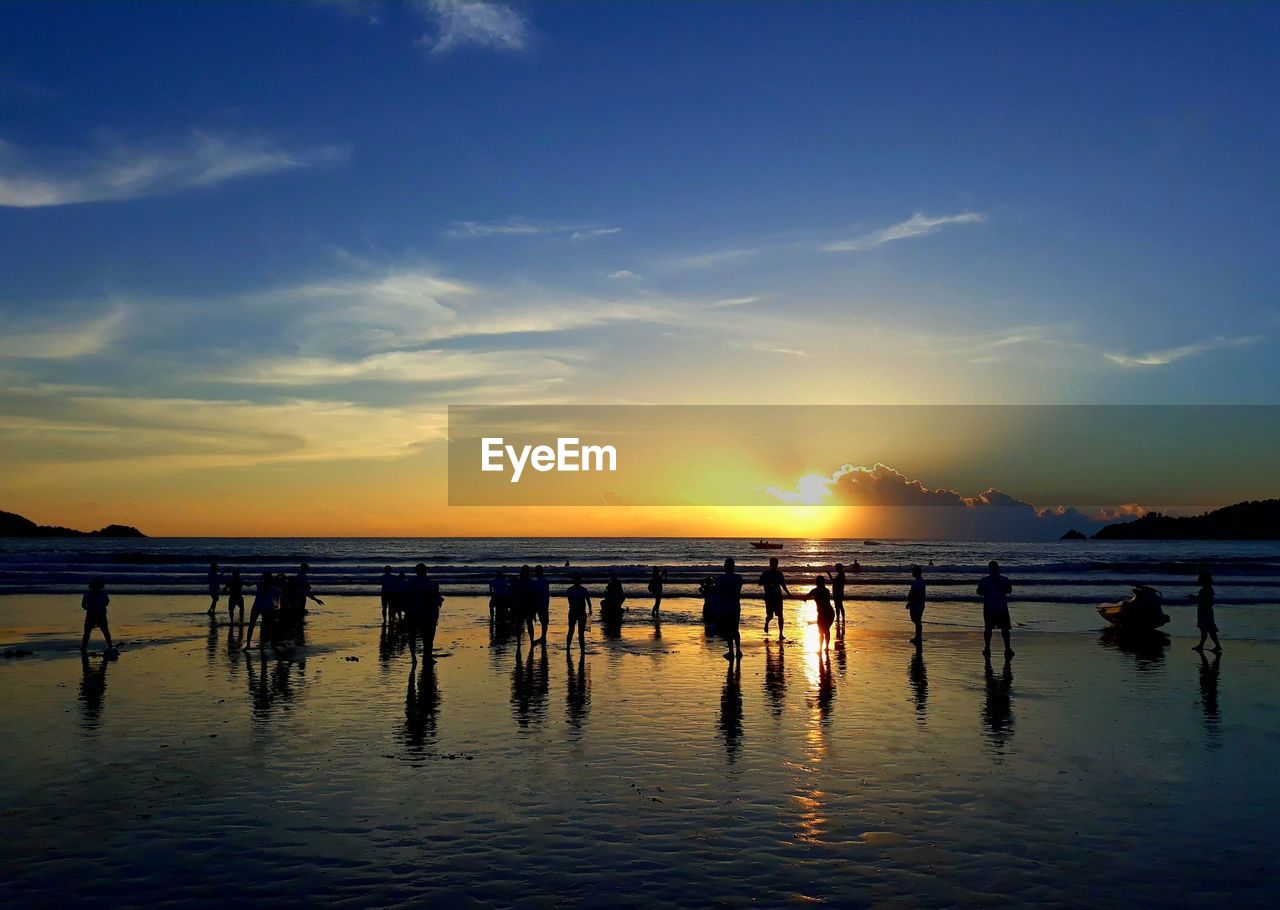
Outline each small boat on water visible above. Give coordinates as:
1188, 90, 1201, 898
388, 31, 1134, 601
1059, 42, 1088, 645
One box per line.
750, 540, 783, 550
1098, 584, 1170, 631
863, 540, 881, 546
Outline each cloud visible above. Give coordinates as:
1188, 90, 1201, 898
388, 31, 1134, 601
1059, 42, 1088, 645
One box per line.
748, 342, 806, 357
417, 0, 530, 54
0, 132, 347, 208
1104, 335, 1261, 367
442, 217, 620, 240
824, 212, 985, 253
0, 306, 130, 359
766, 462, 1115, 540
608, 270, 641, 281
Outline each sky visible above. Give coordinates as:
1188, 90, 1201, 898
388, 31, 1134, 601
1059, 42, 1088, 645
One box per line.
1, 1, 1277, 537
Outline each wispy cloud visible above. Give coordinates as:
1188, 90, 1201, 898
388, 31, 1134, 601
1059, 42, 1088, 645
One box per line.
608, 270, 640, 281
417, 0, 530, 54
0, 131, 347, 208
0, 305, 130, 358
1104, 335, 1262, 367
443, 217, 620, 240
824, 212, 985, 253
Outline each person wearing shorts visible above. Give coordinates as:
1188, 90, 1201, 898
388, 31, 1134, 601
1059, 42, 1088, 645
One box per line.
80, 577, 113, 652
717, 558, 744, 661
224, 568, 246, 624
906, 564, 926, 645
808, 576, 835, 652
404, 563, 442, 663
565, 572, 592, 652
977, 560, 1014, 658
758, 557, 790, 640
206, 561, 221, 615
243, 572, 279, 650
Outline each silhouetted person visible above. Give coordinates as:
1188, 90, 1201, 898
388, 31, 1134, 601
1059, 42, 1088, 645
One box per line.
826, 563, 847, 624
515, 565, 537, 644
565, 572, 592, 652
79, 577, 113, 653
243, 572, 279, 650
1198, 651, 1222, 745
1192, 570, 1223, 653
908, 649, 928, 723
601, 571, 626, 627
717, 558, 744, 661
648, 567, 667, 618
977, 560, 1014, 657
852, 559, 861, 575
565, 651, 590, 731
532, 564, 551, 643
906, 564, 926, 645
379, 565, 396, 622
719, 660, 743, 761
394, 570, 408, 620
759, 556, 790, 640
489, 569, 511, 623
982, 656, 1015, 752
699, 574, 720, 626
78, 652, 109, 729
206, 561, 221, 615
808, 575, 834, 652
404, 563, 442, 664
764, 639, 786, 717
223, 568, 246, 625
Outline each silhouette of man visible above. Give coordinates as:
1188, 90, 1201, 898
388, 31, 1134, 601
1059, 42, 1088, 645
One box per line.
404, 563, 442, 663
759, 556, 790, 640
977, 560, 1014, 657
718, 557, 745, 661
206, 561, 221, 615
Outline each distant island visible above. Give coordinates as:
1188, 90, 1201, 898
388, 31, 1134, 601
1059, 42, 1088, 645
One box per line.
1093, 499, 1280, 540
0, 510, 145, 538
1060, 529, 1089, 540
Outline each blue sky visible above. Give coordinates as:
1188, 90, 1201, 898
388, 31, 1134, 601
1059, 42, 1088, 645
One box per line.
1, 1, 1278, 534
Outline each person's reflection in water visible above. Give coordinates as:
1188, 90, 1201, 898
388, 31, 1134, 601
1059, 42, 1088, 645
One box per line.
511, 644, 549, 728
1198, 651, 1222, 749
244, 651, 301, 720
908, 646, 928, 724
565, 651, 590, 732
764, 640, 786, 718
403, 662, 441, 757
378, 617, 399, 672
814, 651, 835, 726
719, 660, 744, 763
78, 653, 109, 730
206, 615, 220, 661
832, 635, 847, 678
981, 656, 1015, 755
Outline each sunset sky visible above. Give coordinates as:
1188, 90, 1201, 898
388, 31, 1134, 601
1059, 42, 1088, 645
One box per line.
1, 1, 1277, 537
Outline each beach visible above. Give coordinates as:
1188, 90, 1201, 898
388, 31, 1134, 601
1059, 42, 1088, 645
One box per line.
2, 543, 1278, 907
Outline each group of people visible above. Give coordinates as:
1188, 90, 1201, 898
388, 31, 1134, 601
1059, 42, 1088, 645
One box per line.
76, 556, 1225, 661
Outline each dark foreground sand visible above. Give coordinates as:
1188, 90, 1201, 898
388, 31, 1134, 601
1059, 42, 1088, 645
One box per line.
1, 595, 1275, 908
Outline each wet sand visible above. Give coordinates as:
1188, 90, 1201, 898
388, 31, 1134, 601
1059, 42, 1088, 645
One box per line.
1, 595, 1276, 907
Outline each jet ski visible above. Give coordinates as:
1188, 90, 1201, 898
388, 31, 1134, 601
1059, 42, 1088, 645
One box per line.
1098, 584, 1170, 631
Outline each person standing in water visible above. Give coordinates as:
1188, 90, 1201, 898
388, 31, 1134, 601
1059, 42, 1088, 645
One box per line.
488, 569, 512, 624
80, 577, 114, 653
906, 564, 926, 645
717, 558, 745, 661
758, 557, 790, 640
647, 567, 667, 618
379, 565, 396, 622
826, 563, 847, 624
532, 565, 551, 643
565, 572, 592, 652
1192, 570, 1223, 653
223, 568, 246, 625
808, 575, 835, 652
206, 561, 221, 615
515, 565, 537, 644
977, 560, 1014, 658
242, 572, 279, 650
404, 563, 443, 663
